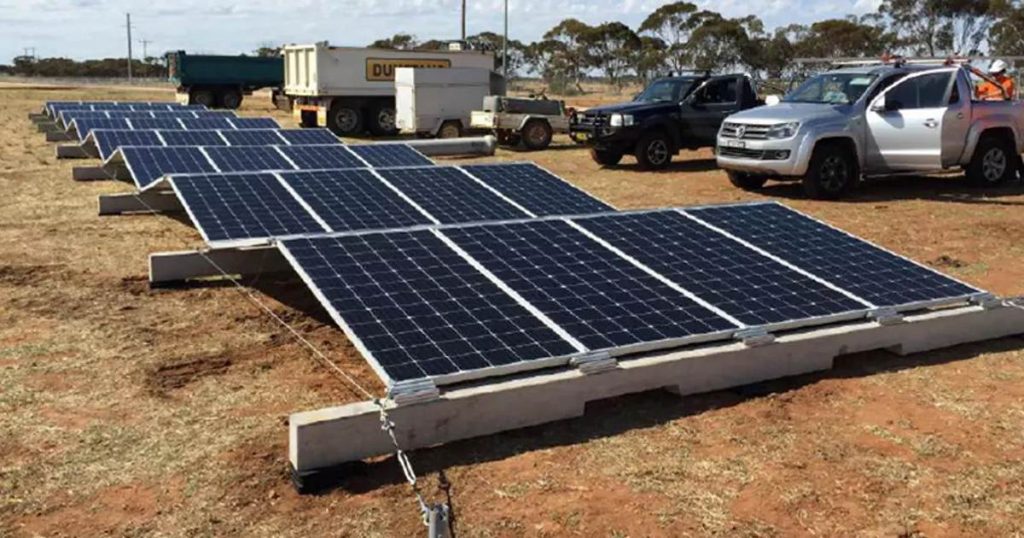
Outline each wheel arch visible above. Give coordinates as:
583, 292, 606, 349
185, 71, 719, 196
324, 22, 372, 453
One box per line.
963, 124, 1019, 165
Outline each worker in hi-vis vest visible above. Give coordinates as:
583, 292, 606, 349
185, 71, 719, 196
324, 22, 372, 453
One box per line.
974, 59, 1016, 101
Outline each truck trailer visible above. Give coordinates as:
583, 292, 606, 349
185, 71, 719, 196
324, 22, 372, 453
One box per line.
168, 51, 284, 109
395, 67, 505, 138
283, 42, 495, 136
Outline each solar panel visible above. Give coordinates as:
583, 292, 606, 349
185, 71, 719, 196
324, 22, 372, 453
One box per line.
443, 220, 738, 350
203, 146, 295, 172
375, 167, 530, 224
277, 145, 364, 170
280, 169, 433, 232
220, 130, 286, 146
462, 163, 614, 217
347, 144, 433, 168
119, 146, 217, 189
169, 172, 327, 245
229, 118, 281, 129
130, 118, 186, 131
574, 211, 870, 326
92, 130, 163, 160
279, 231, 580, 383
73, 119, 131, 140
277, 128, 340, 145
687, 203, 979, 308
194, 110, 237, 118
180, 118, 234, 130
159, 130, 228, 147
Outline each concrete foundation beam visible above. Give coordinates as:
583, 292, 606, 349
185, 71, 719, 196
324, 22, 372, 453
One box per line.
28, 113, 48, 122
36, 121, 59, 133
149, 247, 290, 285
98, 190, 183, 215
72, 166, 111, 181
56, 144, 95, 159
288, 303, 1024, 486
45, 131, 73, 142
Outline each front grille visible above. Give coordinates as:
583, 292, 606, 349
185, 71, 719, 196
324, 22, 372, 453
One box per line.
717, 146, 790, 160
575, 113, 605, 127
721, 122, 771, 140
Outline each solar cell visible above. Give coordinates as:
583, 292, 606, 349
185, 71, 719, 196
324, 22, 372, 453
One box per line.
375, 167, 529, 224
228, 118, 281, 129
279, 231, 580, 383
277, 128, 340, 145
347, 144, 433, 168
443, 220, 738, 350
277, 145, 364, 170
280, 169, 433, 232
687, 203, 979, 308
575, 211, 869, 326
461, 163, 614, 217
119, 146, 217, 189
220, 130, 287, 146
170, 172, 327, 244
203, 146, 295, 172
179, 118, 234, 130
159, 130, 228, 147
92, 130, 163, 160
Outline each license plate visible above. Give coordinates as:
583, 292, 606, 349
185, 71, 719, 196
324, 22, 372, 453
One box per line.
723, 139, 746, 148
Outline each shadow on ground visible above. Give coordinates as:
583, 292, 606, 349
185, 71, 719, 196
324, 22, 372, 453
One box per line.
758, 174, 1024, 206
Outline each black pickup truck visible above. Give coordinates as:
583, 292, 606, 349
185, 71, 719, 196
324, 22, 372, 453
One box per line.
571, 74, 761, 170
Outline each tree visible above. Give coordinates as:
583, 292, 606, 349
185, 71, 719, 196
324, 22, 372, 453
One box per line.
542, 19, 594, 91
991, 0, 1024, 55
634, 36, 668, 84
687, 14, 755, 72
586, 22, 641, 87
880, 0, 995, 55
792, 18, 892, 58
253, 45, 281, 57
639, 1, 700, 73
369, 33, 418, 50
466, 31, 528, 75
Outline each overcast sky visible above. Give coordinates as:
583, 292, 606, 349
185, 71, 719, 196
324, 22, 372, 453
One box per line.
1, 0, 883, 62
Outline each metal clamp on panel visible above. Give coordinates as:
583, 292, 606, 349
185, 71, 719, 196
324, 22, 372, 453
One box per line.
869, 307, 904, 326
970, 292, 1002, 310
735, 327, 775, 347
387, 379, 440, 406
570, 351, 618, 375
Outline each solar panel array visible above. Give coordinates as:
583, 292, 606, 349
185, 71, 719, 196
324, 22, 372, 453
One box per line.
279, 203, 983, 385
167, 163, 613, 247
72, 116, 282, 141
60, 109, 233, 130
44, 101, 207, 119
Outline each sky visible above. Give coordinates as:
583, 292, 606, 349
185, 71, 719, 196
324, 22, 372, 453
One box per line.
0, 0, 884, 62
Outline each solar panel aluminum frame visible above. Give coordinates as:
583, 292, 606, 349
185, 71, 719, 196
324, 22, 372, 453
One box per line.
682, 201, 986, 315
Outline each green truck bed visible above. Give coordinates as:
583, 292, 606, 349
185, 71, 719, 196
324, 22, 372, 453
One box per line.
168, 51, 283, 89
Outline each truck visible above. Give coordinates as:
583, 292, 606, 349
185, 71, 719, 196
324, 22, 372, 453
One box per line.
570, 73, 761, 170
168, 51, 284, 109
471, 96, 571, 150
395, 67, 505, 138
716, 62, 1024, 199
283, 42, 495, 136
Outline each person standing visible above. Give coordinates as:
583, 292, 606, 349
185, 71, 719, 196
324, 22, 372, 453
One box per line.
975, 59, 1016, 100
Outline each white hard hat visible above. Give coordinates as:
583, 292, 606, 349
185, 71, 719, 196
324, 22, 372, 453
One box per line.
990, 59, 1008, 74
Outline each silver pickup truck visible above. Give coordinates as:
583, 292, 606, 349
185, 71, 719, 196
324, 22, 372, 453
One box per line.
716, 63, 1024, 199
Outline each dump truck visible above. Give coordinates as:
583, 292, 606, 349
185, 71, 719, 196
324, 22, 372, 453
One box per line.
168, 51, 284, 109
283, 42, 495, 136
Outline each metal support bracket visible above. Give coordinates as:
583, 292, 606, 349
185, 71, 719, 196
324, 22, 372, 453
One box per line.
869, 307, 905, 326
970, 292, 1002, 310
388, 379, 441, 406
569, 350, 617, 374
735, 326, 775, 347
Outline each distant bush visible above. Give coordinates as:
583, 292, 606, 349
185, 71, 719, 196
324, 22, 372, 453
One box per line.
10, 56, 165, 78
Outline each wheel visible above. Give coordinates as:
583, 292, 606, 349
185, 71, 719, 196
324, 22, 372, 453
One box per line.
727, 170, 768, 190
437, 121, 462, 139
327, 102, 363, 136
966, 135, 1016, 186
368, 103, 399, 136
219, 89, 243, 110
521, 119, 553, 150
802, 143, 858, 200
590, 148, 624, 167
190, 89, 216, 108
634, 131, 673, 170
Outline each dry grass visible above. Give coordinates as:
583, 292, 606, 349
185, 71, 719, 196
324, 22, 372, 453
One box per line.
0, 80, 1023, 537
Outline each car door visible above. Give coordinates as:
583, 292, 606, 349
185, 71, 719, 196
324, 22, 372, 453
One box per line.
686, 76, 740, 145
864, 68, 958, 171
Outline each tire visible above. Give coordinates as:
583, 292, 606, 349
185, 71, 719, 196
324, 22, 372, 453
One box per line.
966, 135, 1016, 186
190, 89, 216, 108
327, 102, 363, 136
728, 170, 768, 190
802, 143, 858, 200
437, 121, 462, 139
368, 103, 399, 136
521, 119, 553, 150
219, 89, 243, 110
591, 148, 624, 167
634, 131, 673, 170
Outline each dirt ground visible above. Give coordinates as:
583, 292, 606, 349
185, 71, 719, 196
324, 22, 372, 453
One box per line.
1, 81, 1023, 538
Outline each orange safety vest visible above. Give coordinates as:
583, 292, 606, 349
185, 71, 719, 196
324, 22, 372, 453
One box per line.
976, 75, 1016, 100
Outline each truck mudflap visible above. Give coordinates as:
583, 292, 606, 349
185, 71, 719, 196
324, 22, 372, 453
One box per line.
293, 104, 328, 128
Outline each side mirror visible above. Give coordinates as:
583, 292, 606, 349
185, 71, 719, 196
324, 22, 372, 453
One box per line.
765, 95, 781, 106
871, 94, 900, 112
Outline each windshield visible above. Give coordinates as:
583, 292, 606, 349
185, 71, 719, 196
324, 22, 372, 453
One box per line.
784, 73, 879, 105
635, 79, 695, 103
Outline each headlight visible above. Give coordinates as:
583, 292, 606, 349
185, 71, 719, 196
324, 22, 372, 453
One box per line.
609, 113, 635, 128
766, 122, 800, 139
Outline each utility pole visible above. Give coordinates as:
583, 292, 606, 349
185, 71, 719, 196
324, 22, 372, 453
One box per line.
503, 0, 508, 80
461, 0, 466, 42
139, 38, 152, 61
126, 13, 133, 82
